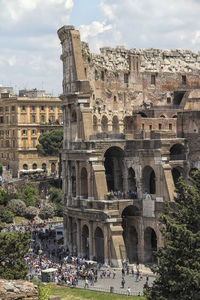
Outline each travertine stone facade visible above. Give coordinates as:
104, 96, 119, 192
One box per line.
0, 279, 38, 300
58, 25, 200, 266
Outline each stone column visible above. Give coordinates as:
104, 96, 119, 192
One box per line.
88, 163, 94, 200
89, 221, 94, 260
75, 161, 80, 198
104, 224, 109, 265
77, 219, 82, 257
122, 164, 128, 193
137, 220, 144, 263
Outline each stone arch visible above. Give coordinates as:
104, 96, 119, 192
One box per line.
82, 224, 89, 259
142, 166, 156, 194
128, 167, 137, 193
32, 163, 37, 170
104, 146, 124, 192
144, 227, 157, 263
170, 144, 186, 160
138, 112, 147, 118
81, 167, 88, 198
172, 167, 184, 187
172, 115, 177, 118
93, 115, 98, 132
122, 205, 140, 263
23, 164, 28, 170
42, 163, 46, 171
101, 115, 108, 132
71, 110, 77, 122
112, 116, 119, 134
94, 227, 104, 263
160, 115, 166, 118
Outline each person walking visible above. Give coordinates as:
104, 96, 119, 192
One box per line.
121, 277, 125, 288
127, 287, 131, 296
84, 278, 89, 289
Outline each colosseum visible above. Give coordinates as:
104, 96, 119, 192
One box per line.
57, 25, 200, 267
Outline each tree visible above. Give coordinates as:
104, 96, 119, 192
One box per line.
39, 203, 55, 220
0, 208, 14, 223
0, 231, 29, 279
48, 187, 63, 217
36, 129, 63, 156
19, 184, 39, 207
146, 171, 200, 300
7, 199, 26, 216
25, 206, 37, 220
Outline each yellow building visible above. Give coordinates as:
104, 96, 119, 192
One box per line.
0, 89, 62, 178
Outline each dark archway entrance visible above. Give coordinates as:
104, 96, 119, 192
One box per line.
82, 225, 89, 259
143, 166, 156, 194
94, 227, 104, 263
128, 168, 137, 192
170, 144, 185, 160
122, 205, 140, 263
144, 227, 157, 264
104, 147, 124, 192
81, 167, 88, 198
71, 166, 76, 197
172, 167, 182, 187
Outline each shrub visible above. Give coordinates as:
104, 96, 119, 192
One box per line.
25, 206, 37, 220
7, 199, 26, 216
39, 203, 55, 220
1, 208, 14, 223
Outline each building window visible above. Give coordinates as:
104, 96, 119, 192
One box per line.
159, 123, 162, 130
142, 123, 144, 130
22, 129, 26, 135
41, 129, 44, 134
12, 115, 15, 123
32, 138, 37, 148
32, 105, 35, 111
167, 97, 171, 103
6, 116, 9, 124
182, 75, 186, 85
23, 164, 28, 170
41, 114, 45, 123
59, 114, 63, 124
5, 106, 9, 112
101, 71, 104, 81
151, 75, 156, 85
59, 106, 63, 111
169, 123, 172, 130
32, 129, 36, 135
124, 73, 129, 84
1, 153, 3, 158
49, 115, 54, 123
6, 130, 9, 136
6, 140, 10, 147
12, 130, 15, 136
149, 125, 152, 130
0, 107, 3, 112
50, 106, 54, 111
22, 105, 26, 111
41, 106, 44, 111
0, 116, 3, 123
114, 96, 117, 102
32, 114, 36, 123
12, 140, 15, 147
11, 106, 15, 112
32, 163, 37, 169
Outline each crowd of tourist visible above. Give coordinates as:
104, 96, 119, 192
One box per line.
106, 190, 137, 200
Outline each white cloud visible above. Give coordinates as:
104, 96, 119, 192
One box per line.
79, 21, 112, 41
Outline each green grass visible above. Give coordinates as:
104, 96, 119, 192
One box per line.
50, 285, 146, 300
13, 216, 29, 225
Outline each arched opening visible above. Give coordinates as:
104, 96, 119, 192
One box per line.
81, 167, 88, 198
71, 110, 77, 122
72, 166, 76, 197
72, 223, 77, 256
138, 112, 147, 118
172, 115, 177, 118
112, 116, 119, 134
128, 168, 137, 194
170, 144, 186, 160
93, 115, 98, 132
104, 147, 124, 192
42, 163, 46, 171
160, 115, 166, 118
142, 166, 156, 194
144, 227, 157, 264
94, 227, 104, 263
172, 167, 183, 187
122, 205, 140, 263
82, 225, 89, 259
101, 115, 108, 132
32, 163, 37, 170
23, 164, 28, 170
51, 162, 56, 173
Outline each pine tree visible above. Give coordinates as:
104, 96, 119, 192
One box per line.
0, 231, 29, 279
146, 171, 200, 300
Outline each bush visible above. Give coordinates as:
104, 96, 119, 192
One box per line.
7, 199, 26, 216
19, 184, 39, 207
39, 203, 55, 220
1, 208, 14, 223
25, 206, 37, 220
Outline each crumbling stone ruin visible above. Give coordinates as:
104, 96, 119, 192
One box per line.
58, 25, 200, 266
0, 279, 38, 300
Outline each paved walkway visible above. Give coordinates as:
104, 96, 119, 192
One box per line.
69, 266, 155, 297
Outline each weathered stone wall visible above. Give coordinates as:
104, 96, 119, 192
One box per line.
0, 279, 38, 300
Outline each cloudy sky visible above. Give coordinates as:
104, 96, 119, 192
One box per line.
0, 0, 200, 96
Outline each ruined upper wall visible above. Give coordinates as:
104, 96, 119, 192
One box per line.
82, 42, 200, 73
